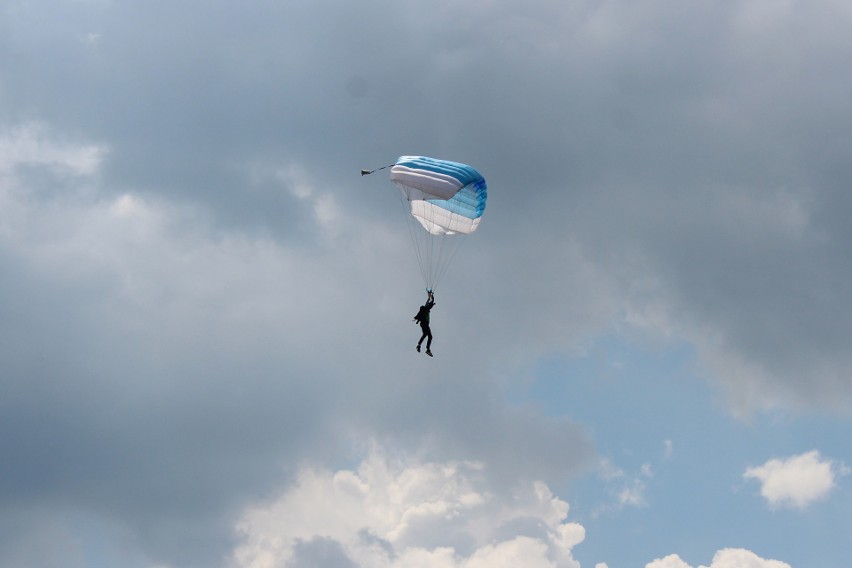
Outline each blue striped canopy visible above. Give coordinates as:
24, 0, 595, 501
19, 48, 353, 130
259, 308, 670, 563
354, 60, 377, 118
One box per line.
390, 156, 487, 235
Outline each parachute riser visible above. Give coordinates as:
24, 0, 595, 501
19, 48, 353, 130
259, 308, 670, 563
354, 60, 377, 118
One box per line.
360, 164, 395, 176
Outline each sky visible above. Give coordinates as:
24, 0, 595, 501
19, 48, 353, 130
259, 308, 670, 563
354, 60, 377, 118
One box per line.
1, 0, 851, 567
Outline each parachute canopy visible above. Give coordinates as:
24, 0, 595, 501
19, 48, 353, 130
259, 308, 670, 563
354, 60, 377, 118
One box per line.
390, 156, 487, 236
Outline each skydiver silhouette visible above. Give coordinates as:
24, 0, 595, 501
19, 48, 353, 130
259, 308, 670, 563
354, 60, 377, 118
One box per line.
414, 290, 435, 357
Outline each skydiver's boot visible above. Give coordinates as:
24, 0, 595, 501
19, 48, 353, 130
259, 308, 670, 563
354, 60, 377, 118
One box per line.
416, 344, 421, 352
426, 349, 433, 357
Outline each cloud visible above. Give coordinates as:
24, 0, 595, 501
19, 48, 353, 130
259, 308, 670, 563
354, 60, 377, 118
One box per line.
8, 0, 852, 417
595, 458, 654, 513
287, 537, 359, 568
616, 478, 648, 508
3, 0, 852, 565
743, 450, 849, 509
699, 549, 792, 568
0, 119, 595, 566
647, 548, 791, 568
647, 555, 691, 568
0, 122, 106, 176
233, 444, 586, 568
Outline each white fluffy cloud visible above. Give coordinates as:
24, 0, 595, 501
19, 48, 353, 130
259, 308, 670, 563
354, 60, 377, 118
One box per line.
743, 450, 849, 509
232, 444, 586, 568
647, 554, 691, 568
232, 445, 800, 568
646, 548, 791, 568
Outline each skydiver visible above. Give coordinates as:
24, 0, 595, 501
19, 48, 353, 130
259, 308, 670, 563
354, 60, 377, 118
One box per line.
414, 290, 435, 357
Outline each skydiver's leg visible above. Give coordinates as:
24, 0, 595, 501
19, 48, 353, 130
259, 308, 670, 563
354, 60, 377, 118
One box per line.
425, 325, 432, 350
418, 324, 427, 350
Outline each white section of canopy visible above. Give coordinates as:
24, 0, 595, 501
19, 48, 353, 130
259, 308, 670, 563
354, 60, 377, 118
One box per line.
390, 166, 463, 201
410, 200, 481, 235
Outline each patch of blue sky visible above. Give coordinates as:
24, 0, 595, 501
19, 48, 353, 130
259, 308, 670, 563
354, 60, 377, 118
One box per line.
509, 335, 852, 568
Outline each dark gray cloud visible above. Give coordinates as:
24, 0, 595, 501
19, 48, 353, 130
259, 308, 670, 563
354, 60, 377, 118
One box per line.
287, 537, 358, 568
3, 0, 852, 565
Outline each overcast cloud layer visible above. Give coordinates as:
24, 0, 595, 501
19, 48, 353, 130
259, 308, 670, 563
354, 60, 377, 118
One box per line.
2, 1, 852, 566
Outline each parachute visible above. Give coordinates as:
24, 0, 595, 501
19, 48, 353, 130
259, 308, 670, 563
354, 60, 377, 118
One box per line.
363, 156, 487, 290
